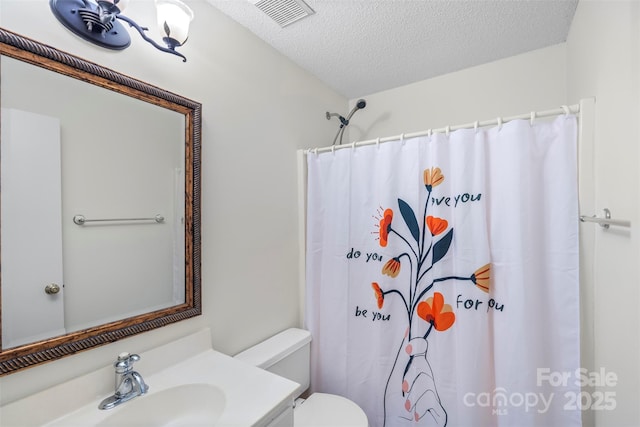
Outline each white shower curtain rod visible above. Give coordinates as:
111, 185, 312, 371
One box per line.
308, 103, 580, 155
303, 99, 631, 229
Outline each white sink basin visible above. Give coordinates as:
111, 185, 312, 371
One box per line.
96, 383, 226, 427
2, 330, 300, 427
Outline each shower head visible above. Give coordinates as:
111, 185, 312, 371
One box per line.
327, 98, 367, 145
326, 99, 367, 122
345, 99, 367, 121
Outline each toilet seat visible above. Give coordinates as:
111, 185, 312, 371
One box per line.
294, 393, 368, 427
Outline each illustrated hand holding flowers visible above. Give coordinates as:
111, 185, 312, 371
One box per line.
373, 167, 490, 426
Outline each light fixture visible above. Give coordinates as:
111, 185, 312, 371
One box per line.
50, 0, 194, 62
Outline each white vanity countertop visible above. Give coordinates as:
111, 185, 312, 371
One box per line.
0, 329, 299, 427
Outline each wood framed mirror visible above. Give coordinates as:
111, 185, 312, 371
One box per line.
0, 27, 201, 375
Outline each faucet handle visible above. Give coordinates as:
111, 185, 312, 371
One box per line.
122, 352, 140, 362
114, 352, 141, 372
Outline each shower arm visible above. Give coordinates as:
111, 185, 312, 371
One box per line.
328, 99, 367, 145
334, 106, 359, 145
331, 125, 345, 146
328, 113, 348, 146
331, 110, 357, 146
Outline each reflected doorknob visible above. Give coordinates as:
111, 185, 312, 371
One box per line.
45, 283, 61, 295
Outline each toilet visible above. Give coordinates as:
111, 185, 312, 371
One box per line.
234, 328, 369, 427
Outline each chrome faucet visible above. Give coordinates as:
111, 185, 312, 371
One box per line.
99, 352, 149, 410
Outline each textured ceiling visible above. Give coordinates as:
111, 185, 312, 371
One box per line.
207, 0, 578, 99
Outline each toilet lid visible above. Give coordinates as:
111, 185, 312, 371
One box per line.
295, 393, 368, 427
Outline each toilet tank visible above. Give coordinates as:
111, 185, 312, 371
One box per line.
234, 328, 312, 397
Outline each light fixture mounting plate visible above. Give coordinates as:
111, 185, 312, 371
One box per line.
50, 0, 131, 50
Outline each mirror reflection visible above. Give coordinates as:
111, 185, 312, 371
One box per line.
0, 27, 201, 374
1, 56, 186, 349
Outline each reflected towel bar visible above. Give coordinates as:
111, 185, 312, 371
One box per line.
73, 214, 165, 225
579, 208, 630, 229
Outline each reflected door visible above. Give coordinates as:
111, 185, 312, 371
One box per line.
1, 108, 65, 348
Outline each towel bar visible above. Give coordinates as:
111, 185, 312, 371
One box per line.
73, 214, 165, 225
579, 208, 630, 229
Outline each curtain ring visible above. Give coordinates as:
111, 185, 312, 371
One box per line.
351, 141, 357, 151
331, 145, 335, 154
474, 121, 479, 132
313, 147, 318, 156
530, 111, 536, 126
445, 126, 450, 137
376, 137, 380, 149
561, 105, 570, 116
427, 129, 432, 138
497, 117, 503, 131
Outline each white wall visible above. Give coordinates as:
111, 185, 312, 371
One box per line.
347, 43, 567, 142
566, 2, 639, 426
0, 0, 346, 406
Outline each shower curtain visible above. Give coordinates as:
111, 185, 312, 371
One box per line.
305, 115, 581, 427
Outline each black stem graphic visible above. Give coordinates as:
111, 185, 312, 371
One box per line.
391, 228, 418, 260
397, 253, 414, 311
423, 322, 434, 339
413, 276, 471, 313
419, 189, 432, 265
416, 262, 434, 284
384, 289, 410, 322
419, 241, 434, 267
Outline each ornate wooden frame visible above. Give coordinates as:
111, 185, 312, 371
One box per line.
0, 27, 202, 375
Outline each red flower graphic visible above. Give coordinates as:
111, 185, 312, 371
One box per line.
426, 216, 448, 236
379, 209, 393, 247
382, 257, 401, 278
471, 264, 491, 293
416, 292, 455, 331
372, 282, 385, 309
423, 167, 444, 190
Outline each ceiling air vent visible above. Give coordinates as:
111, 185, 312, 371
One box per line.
251, 0, 315, 28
